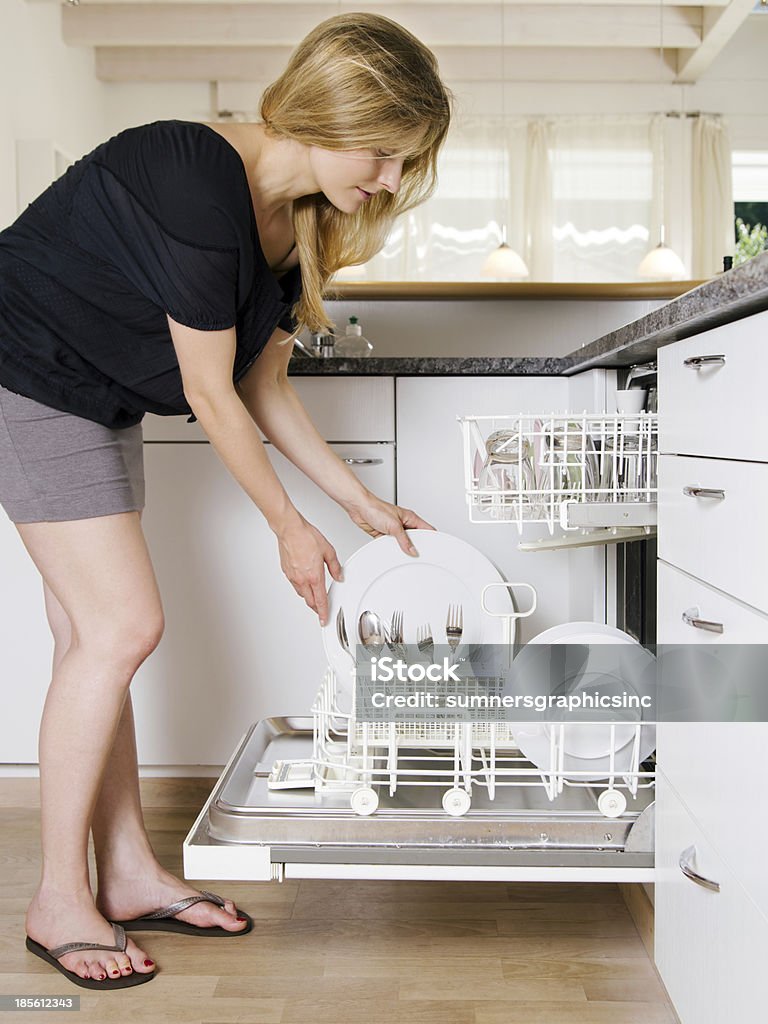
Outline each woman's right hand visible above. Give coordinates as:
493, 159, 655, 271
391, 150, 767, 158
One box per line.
275, 512, 343, 627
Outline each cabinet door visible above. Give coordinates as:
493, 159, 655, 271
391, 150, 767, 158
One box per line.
655, 772, 768, 1023
658, 310, 768, 462
658, 455, 768, 615
395, 376, 608, 641
656, 560, 768, 914
133, 441, 394, 764
0, 516, 53, 762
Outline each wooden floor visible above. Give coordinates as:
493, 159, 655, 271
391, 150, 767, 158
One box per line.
0, 780, 677, 1023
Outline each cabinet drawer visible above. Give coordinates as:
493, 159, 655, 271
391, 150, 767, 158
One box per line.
143, 376, 395, 442
656, 722, 768, 919
658, 454, 768, 614
655, 773, 768, 1024
658, 309, 768, 462
657, 558, 768, 642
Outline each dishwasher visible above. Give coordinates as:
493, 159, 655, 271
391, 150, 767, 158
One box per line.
183, 404, 658, 886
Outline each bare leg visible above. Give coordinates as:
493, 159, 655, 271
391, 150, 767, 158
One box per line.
22, 512, 162, 982
41, 563, 246, 933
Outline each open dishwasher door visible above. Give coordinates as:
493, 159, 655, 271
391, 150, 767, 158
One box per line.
184, 718, 655, 884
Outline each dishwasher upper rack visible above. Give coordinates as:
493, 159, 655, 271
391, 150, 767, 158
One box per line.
458, 412, 658, 535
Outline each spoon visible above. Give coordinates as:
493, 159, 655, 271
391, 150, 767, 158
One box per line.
336, 607, 355, 665
358, 609, 389, 653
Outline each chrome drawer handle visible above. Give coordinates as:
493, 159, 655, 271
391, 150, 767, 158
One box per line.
682, 606, 724, 634
679, 845, 721, 892
343, 458, 384, 466
683, 486, 726, 500
683, 354, 726, 368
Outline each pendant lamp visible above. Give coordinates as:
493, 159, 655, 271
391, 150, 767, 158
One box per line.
481, 0, 529, 280
637, 0, 687, 280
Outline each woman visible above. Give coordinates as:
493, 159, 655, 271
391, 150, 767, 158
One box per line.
0, 13, 451, 989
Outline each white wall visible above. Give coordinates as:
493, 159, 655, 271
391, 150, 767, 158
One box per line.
322, 297, 668, 358
0, 0, 104, 229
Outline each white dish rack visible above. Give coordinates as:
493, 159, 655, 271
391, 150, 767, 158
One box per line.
268, 602, 656, 821
458, 412, 658, 536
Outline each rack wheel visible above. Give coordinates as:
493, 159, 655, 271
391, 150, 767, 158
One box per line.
442, 788, 471, 817
598, 788, 627, 818
350, 787, 379, 816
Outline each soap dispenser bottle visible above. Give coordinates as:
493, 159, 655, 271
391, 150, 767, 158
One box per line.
334, 315, 373, 358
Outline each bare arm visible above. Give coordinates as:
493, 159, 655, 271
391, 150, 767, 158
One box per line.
165, 315, 342, 625
235, 328, 435, 547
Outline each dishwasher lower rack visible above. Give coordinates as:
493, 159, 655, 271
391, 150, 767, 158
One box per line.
183, 718, 655, 884
270, 666, 655, 821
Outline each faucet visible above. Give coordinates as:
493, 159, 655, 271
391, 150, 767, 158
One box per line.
292, 335, 319, 359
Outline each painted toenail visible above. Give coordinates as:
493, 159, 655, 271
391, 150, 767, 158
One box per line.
111, 970, 119, 976
236, 916, 247, 922
99, 974, 106, 980
144, 959, 154, 967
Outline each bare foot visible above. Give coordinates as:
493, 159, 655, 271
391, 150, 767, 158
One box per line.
26, 888, 156, 982
95, 868, 248, 932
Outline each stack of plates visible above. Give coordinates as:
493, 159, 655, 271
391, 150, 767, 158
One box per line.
508, 622, 656, 780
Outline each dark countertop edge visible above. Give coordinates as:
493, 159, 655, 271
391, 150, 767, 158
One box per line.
288, 356, 580, 376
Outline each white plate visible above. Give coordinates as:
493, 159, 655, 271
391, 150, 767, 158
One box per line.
323, 530, 515, 708
509, 622, 656, 780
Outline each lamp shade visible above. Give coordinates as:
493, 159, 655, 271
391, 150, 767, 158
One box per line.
481, 242, 530, 280
636, 243, 687, 280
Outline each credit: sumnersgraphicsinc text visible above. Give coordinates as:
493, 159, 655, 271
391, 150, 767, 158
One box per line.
370, 691, 653, 710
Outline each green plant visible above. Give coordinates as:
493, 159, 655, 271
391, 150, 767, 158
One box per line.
734, 217, 768, 266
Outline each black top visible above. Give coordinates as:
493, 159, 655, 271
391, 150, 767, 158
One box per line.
0, 120, 303, 429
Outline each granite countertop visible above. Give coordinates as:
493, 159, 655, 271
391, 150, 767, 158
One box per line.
565, 249, 768, 373
288, 251, 768, 377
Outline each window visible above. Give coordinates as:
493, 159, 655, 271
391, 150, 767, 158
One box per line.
732, 150, 768, 261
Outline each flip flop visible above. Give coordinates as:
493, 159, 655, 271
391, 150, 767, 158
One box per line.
25, 922, 155, 990
113, 889, 253, 937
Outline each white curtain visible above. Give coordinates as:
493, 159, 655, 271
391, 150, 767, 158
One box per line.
359, 116, 529, 281
338, 112, 734, 282
524, 120, 553, 279
692, 115, 734, 278
548, 116, 655, 282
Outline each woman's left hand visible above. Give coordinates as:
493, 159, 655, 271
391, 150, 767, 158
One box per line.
344, 492, 436, 556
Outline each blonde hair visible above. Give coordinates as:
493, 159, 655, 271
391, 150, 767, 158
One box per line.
260, 12, 452, 335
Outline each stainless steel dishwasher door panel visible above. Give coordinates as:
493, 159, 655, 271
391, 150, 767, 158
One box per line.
184, 718, 655, 883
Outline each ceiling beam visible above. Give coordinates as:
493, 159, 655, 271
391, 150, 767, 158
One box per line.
31, 0, 727, 6
95, 43, 683, 82
675, 0, 754, 80
63, 3, 703, 48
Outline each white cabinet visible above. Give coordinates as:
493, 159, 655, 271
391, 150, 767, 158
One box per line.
0, 516, 53, 761
654, 312, 768, 1022
655, 773, 768, 1024
658, 309, 768, 463
658, 455, 768, 615
133, 439, 394, 765
132, 376, 395, 765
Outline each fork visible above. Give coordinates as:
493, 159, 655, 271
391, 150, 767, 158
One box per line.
416, 622, 434, 663
388, 609, 406, 660
446, 603, 464, 658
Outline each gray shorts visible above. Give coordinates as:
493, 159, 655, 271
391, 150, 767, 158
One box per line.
0, 384, 145, 524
